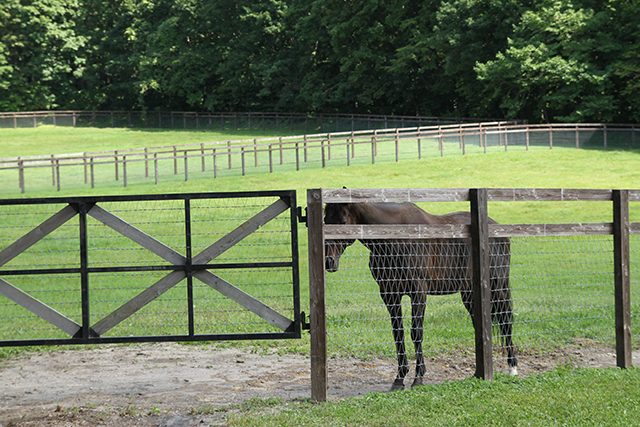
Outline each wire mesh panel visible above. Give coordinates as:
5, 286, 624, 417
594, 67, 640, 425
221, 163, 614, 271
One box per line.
313, 188, 639, 400
508, 235, 616, 372
325, 234, 621, 381
0, 191, 300, 346
325, 240, 476, 368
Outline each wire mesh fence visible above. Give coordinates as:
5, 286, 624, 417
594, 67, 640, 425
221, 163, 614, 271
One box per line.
0, 111, 493, 132
310, 188, 639, 400
0, 192, 300, 345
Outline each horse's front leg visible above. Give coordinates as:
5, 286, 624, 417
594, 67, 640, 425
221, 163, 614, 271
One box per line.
381, 291, 408, 391
410, 290, 427, 388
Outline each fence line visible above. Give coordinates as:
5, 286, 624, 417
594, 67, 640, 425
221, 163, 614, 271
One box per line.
1, 121, 638, 194
307, 188, 639, 401
0, 110, 502, 132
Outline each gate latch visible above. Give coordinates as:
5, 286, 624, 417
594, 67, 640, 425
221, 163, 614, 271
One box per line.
300, 311, 310, 331
297, 206, 307, 225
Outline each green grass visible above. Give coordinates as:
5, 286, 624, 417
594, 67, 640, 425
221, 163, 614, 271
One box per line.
0, 126, 297, 157
222, 367, 640, 426
1, 126, 640, 423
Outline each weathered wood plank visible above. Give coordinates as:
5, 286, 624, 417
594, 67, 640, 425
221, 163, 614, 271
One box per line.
488, 188, 612, 201
193, 270, 292, 331
613, 190, 632, 368
0, 204, 77, 268
470, 188, 493, 380
322, 188, 620, 203
308, 188, 327, 402
0, 277, 81, 336
630, 223, 640, 234
324, 223, 613, 239
88, 205, 186, 265
91, 270, 187, 336
322, 188, 469, 203
193, 198, 289, 264
324, 224, 471, 239
489, 223, 613, 237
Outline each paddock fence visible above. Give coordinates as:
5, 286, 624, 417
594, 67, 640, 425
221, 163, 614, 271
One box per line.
0, 191, 301, 346
0, 110, 501, 132
307, 188, 640, 402
2, 121, 638, 195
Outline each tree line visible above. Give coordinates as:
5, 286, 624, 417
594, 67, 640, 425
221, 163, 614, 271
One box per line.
1, 0, 639, 123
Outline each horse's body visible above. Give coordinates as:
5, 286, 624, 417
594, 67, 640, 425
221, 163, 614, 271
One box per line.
324, 202, 517, 390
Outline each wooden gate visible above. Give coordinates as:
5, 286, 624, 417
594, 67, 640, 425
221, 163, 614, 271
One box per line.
0, 191, 301, 346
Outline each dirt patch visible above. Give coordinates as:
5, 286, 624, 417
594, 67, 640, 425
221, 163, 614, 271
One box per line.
0, 342, 636, 426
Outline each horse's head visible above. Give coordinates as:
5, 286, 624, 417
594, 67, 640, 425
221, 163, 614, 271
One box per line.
324, 203, 356, 272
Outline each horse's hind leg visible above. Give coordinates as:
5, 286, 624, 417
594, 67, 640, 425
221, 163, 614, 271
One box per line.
410, 291, 427, 388
492, 290, 518, 375
381, 291, 408, 391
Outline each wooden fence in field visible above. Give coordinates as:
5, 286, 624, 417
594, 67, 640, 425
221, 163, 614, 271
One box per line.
0, 110, 498, 132
0, 120, 638, 194
306, 187, 640, 401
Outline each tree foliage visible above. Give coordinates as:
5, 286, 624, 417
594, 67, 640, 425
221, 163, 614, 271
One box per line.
1, 0, 639, 123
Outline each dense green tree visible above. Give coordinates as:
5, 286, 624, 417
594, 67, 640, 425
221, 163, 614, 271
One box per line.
475, 1, 626, 122
1, 0, 639, 122
0, 0, 87, 110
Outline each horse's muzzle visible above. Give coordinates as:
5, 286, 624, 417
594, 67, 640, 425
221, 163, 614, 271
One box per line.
325, 256, 339, 272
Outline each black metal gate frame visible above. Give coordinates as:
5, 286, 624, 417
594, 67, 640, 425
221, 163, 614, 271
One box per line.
0, 191, 301, 346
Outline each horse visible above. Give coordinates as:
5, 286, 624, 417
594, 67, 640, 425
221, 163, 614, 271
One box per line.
324, 201, 517, 391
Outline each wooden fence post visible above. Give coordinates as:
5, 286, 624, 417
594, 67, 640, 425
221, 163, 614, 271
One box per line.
269, 145, 273, 173
115, 151, 119, 181
613, 189, 632, 369
123, 155, 128, 187
56, 160, 61, 191
470, 188, 493, 380
308, 188, 327, 402
83, 154, 88, 184
90, 157, 95, 188
201, 143, 206, 172
145, 148, 149, 178
395, 129, 400, 162
254, 139, 258, 167
174, 146, 178, 174
154, 153, 159, 184
18, 159, 25, 194
184, 151, 188, 181
241, 147, 245, 176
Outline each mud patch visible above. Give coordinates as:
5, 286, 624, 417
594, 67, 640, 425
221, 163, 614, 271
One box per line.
0, 342, 636, 426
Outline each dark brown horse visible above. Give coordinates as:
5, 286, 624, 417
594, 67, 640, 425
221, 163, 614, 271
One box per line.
324, 201, 517, 390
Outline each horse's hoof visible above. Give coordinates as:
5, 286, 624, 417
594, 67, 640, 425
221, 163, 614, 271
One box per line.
389, 379, 405, 391
508, 366, 518, 376
411, 378, 424, 389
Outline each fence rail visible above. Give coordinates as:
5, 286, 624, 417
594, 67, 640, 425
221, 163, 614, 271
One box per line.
2, 121, 638, 194
307, 188, 639, 401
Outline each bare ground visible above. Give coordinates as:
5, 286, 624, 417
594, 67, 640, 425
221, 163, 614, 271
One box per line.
0, 342, 635, 427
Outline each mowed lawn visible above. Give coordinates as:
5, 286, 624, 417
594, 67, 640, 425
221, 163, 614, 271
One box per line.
1, 126, 640, 425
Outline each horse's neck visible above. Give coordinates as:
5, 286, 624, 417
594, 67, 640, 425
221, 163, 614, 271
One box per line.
351, 203, 435, 225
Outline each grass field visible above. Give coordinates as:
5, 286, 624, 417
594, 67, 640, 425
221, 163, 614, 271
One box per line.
1, 126, 640, 423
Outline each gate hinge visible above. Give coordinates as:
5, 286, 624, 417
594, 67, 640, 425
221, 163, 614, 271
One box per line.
297, 206, 307, 225
300, 311, 310, 331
